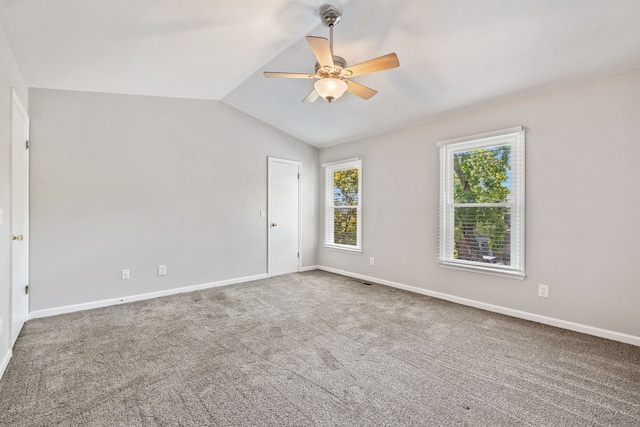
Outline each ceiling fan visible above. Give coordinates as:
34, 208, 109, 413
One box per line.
263, 5, 400, 103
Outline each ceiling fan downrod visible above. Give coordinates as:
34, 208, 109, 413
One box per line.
320, 5, 342, 56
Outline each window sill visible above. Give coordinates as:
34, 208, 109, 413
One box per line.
438, 260, 526, 280
323, 244, 363, 254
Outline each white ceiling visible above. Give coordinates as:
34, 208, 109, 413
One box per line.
2, 0, 640, 148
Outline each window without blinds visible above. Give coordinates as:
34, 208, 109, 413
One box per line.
324, 159, 362, 252
438, 127, 525, 278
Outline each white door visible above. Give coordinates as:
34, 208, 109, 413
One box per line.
11, 90, 29, 346
268, 158, 300, 276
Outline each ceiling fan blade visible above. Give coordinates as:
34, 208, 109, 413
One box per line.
302, 89, 320, 103
346, 80, 377, 100
263, 72, 316, 79
345, 53, 400, 77
306, 36, 334, 68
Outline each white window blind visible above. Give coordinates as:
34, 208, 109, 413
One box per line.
438, 127, 525, 278
323, 159, 362, 252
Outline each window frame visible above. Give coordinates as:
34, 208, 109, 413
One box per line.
323, 158, 363, 253
438, 126, 526, 279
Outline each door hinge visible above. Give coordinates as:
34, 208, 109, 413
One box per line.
25, 285, 29, 295
297, 173, 300, 179
25, 140, 29, 149
297, 252, 300, 258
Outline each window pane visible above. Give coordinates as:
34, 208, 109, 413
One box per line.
324, 159, 362, 251
333, 169, 359, 206
334, 207, 358, 245
439, 127, 524, 277
453, 146, 511, 204
454, 206, 511, 265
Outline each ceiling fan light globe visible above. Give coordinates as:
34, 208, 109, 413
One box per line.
314, 78, 347, 102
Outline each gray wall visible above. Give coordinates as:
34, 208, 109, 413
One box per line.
0, 25, 28, 371
28, 89, 318, 311
8, 46, 640, 359
318, 68, 640, 338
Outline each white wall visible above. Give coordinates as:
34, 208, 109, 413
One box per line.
28, 89, 318, 312
318, 68, 640, 339
0, 24, 28, 375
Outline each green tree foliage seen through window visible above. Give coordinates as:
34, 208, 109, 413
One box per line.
453, 146, 511, 264
333, 169, 359, 245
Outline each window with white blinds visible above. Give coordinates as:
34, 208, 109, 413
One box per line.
323, 158, 362, 252
438, 127, 525, 278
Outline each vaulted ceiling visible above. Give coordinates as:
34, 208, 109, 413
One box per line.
2, 0, 640, 147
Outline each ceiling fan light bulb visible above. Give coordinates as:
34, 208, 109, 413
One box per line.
314, 78, 347, 102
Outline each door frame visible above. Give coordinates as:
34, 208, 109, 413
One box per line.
10, 88, 30, 344
267, 157, 301, 277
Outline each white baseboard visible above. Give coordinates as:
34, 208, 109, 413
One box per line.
25, 267, 639, 347
29, 273, 269, 320
316, 266, 640, 347
0, 349, 12, 380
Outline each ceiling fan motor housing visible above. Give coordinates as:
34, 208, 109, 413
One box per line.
315, 55, 349, 78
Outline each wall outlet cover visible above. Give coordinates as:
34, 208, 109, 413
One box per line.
538, 284, 549, 298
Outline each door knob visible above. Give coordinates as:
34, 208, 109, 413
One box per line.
12, 235, 23, 241
271, 223, 278, 227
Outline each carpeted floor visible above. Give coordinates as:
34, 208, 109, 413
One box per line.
1, 270, 639, 426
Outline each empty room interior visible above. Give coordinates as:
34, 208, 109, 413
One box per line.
1, 1, 639, 425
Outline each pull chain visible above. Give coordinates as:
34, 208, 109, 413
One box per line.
329, 100, 333, 122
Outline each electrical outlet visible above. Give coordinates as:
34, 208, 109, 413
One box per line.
121, 269, 130, 280
158, 265, 167, 276
370, 257, 375, 266
538, 284, 549, 298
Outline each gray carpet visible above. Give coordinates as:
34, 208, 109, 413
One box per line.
1, 271, 638, 426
